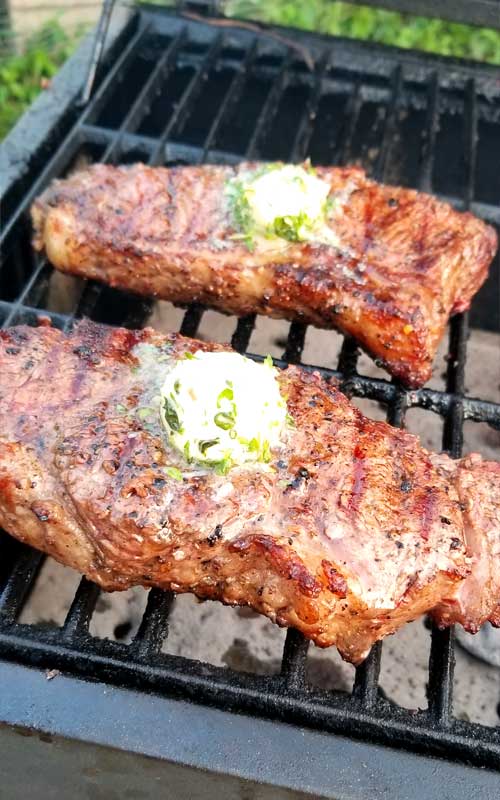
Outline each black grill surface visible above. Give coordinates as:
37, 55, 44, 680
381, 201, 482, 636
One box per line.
0, 4, 500, 773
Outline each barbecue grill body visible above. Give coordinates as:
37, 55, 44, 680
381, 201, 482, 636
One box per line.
0, 2, 499, 796
2, 661, 500, 800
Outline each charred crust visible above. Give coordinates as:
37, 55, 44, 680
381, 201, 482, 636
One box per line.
230, 534, 322, 598
31, 502, 50, 522
321, 560, 348, 598
207, 524, 223, 547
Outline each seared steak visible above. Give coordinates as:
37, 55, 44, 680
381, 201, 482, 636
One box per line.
0, 321, 498, 664
31, 163, 497, 388
431, 454, 500, 633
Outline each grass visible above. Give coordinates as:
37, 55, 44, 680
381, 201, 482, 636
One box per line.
1, 2, 500, 140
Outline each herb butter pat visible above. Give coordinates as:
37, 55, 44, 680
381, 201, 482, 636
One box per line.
160, 351, 287, 473
227, 163, 338, 247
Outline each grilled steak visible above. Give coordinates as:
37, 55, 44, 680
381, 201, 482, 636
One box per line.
431, 454, 500, 633
31, 163, 497, 388
0, 321, 498, 664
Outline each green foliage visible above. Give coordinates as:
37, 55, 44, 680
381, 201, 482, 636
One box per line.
1, 3, 499, 141
0, 20, 84, 140
225, 1, 500, 64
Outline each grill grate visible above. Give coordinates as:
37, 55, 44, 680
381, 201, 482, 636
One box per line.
0, 4, 500, 772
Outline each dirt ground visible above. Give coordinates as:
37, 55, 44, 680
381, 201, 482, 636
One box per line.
9, 0, 100, 37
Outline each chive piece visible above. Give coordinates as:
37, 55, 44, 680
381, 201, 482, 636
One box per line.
214, 412, 235, 430
214, 459, 230, 476
163, 398, 181, 432
184, 352, 195, 360
116, 403, 127, 414
264, 354, 273, 368
174, 380, 181, 393
183, 441, 192, 463
164, 466, 183, 481
247, 438, 259, 453
225, 176, 256, 251
262, 440, 271, 463
217, 387, 234, 407
199, 438, 219, 456
273, 212, 308, 242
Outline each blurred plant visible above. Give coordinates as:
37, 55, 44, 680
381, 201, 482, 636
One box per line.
224, 1, 500, 64
0, 19, 86, 140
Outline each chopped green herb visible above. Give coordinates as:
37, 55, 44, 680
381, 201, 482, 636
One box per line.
184, 352, 195, 360
163, 398, 182, 432
199, 438, 220, 456
174, 380, 181, 393
183, 441, 192, 463
213, 459, 231, 476
324, 196, 338, 216
116, 403, 127, 414
286, 413, 295, 428
273, 212, 309, 242
217, 386, 234, 407
164, 466, 183, 481
214, 412, 235, 430
225, 177, 255, 251
262, 440, 271, 463
247, 437, 260, 453
264, 355, 273, 368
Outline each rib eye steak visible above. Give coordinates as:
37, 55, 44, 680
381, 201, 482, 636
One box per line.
31, 163, 497, 388
0, 321, 499, 663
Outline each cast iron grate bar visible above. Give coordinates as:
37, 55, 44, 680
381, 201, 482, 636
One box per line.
131, 589, 175, 658
418, 71, 439, 193
290, 50, 331, 162
427, 78, 478, 725
179, 303, 205, 337
103, 26, 189, 164
201, 38, 260, 162
149, 33, 225, 166
283, 321, 308, 364
352, 642, 382, 708
0, 547, 44, 624
333, 80, 362, 166
62, 578, 100, 642
2, 256, 51, 329
337, 336, 361, 392
231, 314, 256, 353
245, 51, 294, 159
375, 65, 403, 180
281, 628, 310, 691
